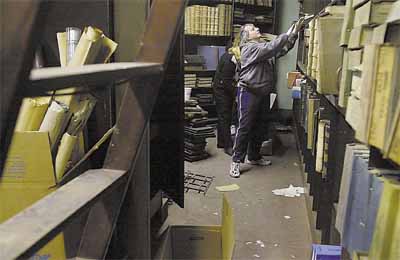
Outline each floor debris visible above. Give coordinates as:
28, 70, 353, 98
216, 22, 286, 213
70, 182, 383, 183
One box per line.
215, 184, 240, 192
253, 254, 260, 258
284, 215, 291, 219
272, 184, 305, 197
256, 240, 265, 248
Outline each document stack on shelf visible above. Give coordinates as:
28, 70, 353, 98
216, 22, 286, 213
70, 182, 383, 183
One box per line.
307, 6, 346, 95
335, 0, 400, 165
184, 54, 206, 71
184, 73, 197, 88
193, 93, 214, 107
197, 76, 213, 88
235, 0, 272, 7
184, 100, 215, 162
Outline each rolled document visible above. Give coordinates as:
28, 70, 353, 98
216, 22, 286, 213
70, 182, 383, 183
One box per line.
39, 100, 69, 147
55, 133, 78, 181
66, 27, 82, 64
15, 98, 50, 132
57, 32, 67, 67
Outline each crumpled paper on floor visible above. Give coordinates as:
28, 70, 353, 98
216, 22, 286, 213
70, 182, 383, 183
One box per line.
215, 184, 240, 192
272, 185, 305, 197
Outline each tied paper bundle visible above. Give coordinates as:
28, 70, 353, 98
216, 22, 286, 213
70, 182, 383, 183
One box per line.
13, 25, 118, 182
55, 97, 96, 180
51, 26, 117, 181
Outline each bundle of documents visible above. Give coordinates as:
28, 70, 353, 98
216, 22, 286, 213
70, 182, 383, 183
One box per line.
184, 74, 197, 88
197, 76, 213, 88
315, 119, 330, 176
14, 26, 117, 182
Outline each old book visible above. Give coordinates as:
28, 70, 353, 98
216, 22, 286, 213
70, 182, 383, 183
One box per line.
382, 48, 400, 156
340, 0, 355, 46
355, 45, 377, 142
316, 16, 344, 95
348, 49, 364, 69
372, 23, 388, 44
348, 25, 374, 49
325, 5, 346, 16
207, 7, 212, 35
217, 4, 226, 36
307, 19, 315, 75
351, 66, 363, 99
353, 1, 393, 27
368, 45, 399, 150
335, 144, 369, 238
339, 49, 352, 108
307, 97, 320, 149
316, 120, 329, 173
369, 177, 400, 260
346, 94, 362, 133
386, 0, 400, 23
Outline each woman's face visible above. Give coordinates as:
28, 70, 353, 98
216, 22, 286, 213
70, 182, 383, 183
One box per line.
246, 24, 261, 40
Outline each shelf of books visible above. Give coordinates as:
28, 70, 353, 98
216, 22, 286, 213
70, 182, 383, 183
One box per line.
293, 1, 400, 260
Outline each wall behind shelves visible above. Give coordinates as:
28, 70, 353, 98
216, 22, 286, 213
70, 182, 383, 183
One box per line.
275, 0, 300, 110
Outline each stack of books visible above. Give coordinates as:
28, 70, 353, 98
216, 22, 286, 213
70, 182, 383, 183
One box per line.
184, 74, 197, 88
184, 100, 215, 162
234, 8, 245, 20
197, 76, 213, 88
255, 15, 273, 24
193, 93, 214, 107
184, 54, 205, 71
234, 0, 273, 7
184, 4, 232, 36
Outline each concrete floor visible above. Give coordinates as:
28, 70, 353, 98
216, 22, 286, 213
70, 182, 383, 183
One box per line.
167, 133, 312, 260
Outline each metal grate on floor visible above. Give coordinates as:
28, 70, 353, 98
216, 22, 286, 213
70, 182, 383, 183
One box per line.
184, 170, 214, 195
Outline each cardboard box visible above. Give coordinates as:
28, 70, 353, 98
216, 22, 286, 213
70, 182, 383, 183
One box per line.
287, 71, 301, 89
311, 244, 341, 260
0, 132, 66, 259
155, 195, 234, 259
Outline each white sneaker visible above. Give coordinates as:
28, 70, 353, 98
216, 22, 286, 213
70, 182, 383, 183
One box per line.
230, 162, 240, 178
246, 158, 272, 166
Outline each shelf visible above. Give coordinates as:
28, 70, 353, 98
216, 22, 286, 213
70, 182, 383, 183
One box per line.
184, 70, 215, 74
188, 0, 232, 6
234, 2, 273, 11
29, 62, 163, 94
233, 19, 273, 26
185, 34, 230, 39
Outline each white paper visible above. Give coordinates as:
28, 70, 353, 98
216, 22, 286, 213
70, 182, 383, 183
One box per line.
272, 185, 305, 197
270, 93, 277, 109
